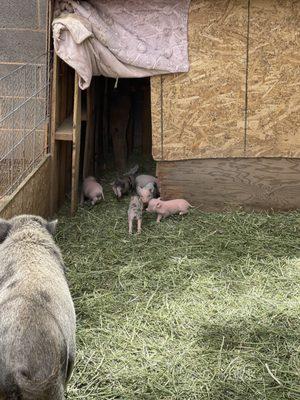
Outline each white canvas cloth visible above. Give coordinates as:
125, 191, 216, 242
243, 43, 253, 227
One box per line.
52, 0, 190, 89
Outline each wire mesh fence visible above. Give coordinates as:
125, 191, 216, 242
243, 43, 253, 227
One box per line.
0, 52, 50, 202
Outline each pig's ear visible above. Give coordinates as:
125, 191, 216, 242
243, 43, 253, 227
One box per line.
156, 203, 161, 208
0, 219, 11, 243
46, 219, 58, 235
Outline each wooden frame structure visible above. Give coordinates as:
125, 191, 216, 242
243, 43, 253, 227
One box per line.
50, 53, 95, 216
50, 54, 82, 215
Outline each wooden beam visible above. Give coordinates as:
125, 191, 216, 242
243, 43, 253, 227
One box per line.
70, 73, 81, 215
55, 117, 73, 141
50, 53, 60, 215
157, 158, 300, 211
83, 81, 95, 178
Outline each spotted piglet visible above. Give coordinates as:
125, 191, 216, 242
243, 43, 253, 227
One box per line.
128, 195, 143, 234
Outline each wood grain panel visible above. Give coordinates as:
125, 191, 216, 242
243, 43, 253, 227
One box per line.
157, 158, 300, 211
0, 201, 12, 219
150, 75, 163, 160
70, 73, 81, 216
151, 0, 248, 161
0, 156, 51, 218
246, 0, 300, 156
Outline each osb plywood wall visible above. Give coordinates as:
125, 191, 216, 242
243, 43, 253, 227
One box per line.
0, 156, 51, 219
247, 0, 300, 156
151, 0, 300, 161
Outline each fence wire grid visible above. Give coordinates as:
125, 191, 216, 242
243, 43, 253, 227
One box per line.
0, 52, 50, 201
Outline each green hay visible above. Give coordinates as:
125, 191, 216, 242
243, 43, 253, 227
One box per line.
56, 184, 300, 400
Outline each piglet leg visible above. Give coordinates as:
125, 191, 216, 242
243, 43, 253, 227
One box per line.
156, 214, 162, 223
128, 218, 133, 234
137, 219, 142, 234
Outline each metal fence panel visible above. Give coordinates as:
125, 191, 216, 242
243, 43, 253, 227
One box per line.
0, 52, 50, 200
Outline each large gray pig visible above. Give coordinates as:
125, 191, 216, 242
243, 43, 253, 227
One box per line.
0, 215, 76, 400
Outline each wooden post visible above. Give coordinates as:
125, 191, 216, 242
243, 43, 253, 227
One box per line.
102, 78, 109, 166
50, 53, 60, 215
141, 82, 152, 157
70, 73, 81, 215
83, 81, 95, 178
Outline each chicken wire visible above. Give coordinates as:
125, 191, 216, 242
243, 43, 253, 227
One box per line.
0, 52, 50, 200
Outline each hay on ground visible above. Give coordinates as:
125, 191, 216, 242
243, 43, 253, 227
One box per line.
56, 181, 300, 400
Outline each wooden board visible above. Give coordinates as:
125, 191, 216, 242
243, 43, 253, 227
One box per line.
0, 156, 51, 219
50, 56, 77, 214
50, 53, 60, 215
246, 0, 300, 157
83, 82, 95, 178
141, 80, 152, 157
55, 116, 73, 141
151, 0, 248, 161
157, 158, 300, 211
70, 72, 81, 216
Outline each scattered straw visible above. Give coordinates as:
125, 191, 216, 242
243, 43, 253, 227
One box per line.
56, 178, 300, 399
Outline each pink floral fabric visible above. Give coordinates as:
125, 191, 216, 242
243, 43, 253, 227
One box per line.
52, 0, 190, 89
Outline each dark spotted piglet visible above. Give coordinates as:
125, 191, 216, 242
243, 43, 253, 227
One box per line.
0, 215, 76, 400
111, 164, 139, 200
128, 195, 143, 234
112, 175, 135, 200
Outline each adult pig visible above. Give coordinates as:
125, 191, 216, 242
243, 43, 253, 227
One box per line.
81, 176, 104, 205
0, 215, 76, 400
146, 198, 193, 222
135, 175, 160, 205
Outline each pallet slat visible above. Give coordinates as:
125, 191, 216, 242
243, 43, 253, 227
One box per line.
54, 116, 73, 141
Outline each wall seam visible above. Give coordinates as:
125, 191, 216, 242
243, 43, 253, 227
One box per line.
160, 75, 164, 160
244, 0, 251, 154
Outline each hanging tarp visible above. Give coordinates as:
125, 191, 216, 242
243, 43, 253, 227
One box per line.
52, 0, 190, 89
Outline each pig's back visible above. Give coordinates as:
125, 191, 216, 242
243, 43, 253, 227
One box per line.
0, 243, 76, 397
135, 175, 158, 188
0, 241, 76, 345
164, 199, 190, 210
84, 180, 102, 197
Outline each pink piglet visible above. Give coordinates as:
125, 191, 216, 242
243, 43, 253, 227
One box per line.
146, 198, 193, 223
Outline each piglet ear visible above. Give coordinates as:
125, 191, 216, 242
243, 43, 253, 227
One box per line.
0, 219, 11, 243
156, 203, 161, 208
47, 219, 58, 235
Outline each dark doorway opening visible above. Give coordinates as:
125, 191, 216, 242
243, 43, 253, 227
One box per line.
81, 76, 153, 179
